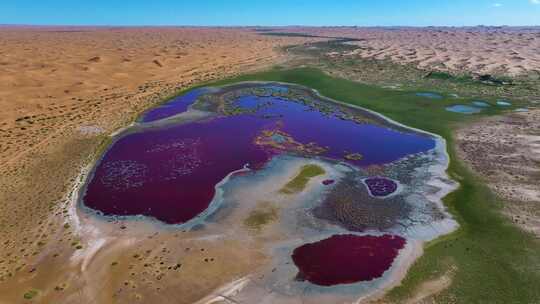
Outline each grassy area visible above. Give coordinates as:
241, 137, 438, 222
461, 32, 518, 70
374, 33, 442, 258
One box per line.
23, 289, 39, 300
205, 67, 540, 303
285, 40, 539, 103
280, 164, 326, 194
244, 206, 278, 231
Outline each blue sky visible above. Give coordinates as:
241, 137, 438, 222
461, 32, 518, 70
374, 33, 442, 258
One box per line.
1, 0, 539, 26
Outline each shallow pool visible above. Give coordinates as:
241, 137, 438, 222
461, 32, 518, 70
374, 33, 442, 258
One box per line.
292, 234, 406, 286
140, 88, 208, 122
446, 105, 482, 114
496, 100, 512, 106
416, 92, 443, 99
471, 100, 491, 107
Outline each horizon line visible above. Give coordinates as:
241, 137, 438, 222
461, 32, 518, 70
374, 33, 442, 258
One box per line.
1, 23, 540, 28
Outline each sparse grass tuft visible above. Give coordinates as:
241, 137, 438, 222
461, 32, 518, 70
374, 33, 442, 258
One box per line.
23, 289, 38, 300
244, 207, 278, 231
280, 164, 325, 194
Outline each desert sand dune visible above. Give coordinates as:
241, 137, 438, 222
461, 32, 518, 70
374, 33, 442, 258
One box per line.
0, 27, 312, 166
283, 26, 540, 76
0, 27, 317, 303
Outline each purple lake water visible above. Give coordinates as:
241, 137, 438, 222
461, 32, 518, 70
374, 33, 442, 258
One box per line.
83, 85, 436, 224
292, 234, 406, 286
364, 177, 398, 197
140, 88, 208, 122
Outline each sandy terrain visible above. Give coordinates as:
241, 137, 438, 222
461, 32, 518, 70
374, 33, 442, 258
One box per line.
456, 109, 540, 236
281, 26, 540, 76
0, 26, 316, 303
0, 26, 316, 165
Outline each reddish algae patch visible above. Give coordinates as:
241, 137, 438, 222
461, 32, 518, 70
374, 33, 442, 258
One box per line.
292, 234, 406, 286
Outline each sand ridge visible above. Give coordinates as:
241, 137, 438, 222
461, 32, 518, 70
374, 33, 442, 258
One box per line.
277, 26, 540, 76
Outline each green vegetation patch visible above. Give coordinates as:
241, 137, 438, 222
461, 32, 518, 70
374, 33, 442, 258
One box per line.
244, 206, 278, 231
280, 164, 325, 194
23, 289, 39, 300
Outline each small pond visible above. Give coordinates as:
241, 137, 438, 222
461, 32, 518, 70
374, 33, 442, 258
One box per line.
292, 234, 406, 286
415, 92, 444, 99
496, 100, 512, 106
471, 100, 491, 107
446, 104, 482, 114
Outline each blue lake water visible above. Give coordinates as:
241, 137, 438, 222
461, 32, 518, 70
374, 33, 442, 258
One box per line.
416, 92, 444, 99
471, 101, 491, 107
446, 105, 482, 114
496, 100, 512, 106
140, 88, 208, 122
